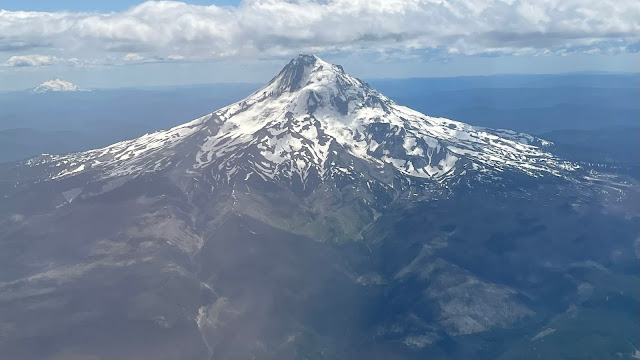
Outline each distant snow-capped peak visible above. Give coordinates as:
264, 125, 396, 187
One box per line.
32, 79, 83, 93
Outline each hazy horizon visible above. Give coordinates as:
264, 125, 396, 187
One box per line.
5, 66, 640, 93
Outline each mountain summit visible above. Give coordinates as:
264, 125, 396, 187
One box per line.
31, 78, 81, 93
265, 54, 350, 97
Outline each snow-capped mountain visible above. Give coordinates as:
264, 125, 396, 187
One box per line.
22, 55, 575, 192
1, 55, 637, 360
31, 78, 82, 93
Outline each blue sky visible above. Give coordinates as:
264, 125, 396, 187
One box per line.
0, 0, 638, 91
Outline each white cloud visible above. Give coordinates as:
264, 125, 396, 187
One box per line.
5, 54, 61, 67
0, 0, 638, 65
123, 53, 145, 62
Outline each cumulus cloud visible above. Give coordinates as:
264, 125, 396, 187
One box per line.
0, 0, 638, 65
123, 53, 145, 62
5, 54, 61, 67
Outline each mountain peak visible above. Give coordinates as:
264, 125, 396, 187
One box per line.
291, 53, 321, 65
32, 78, 82, 93
265, 54, 350, 97
288, 54, 345, 73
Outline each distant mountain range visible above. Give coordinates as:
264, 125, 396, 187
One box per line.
0, 55, 637, 360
